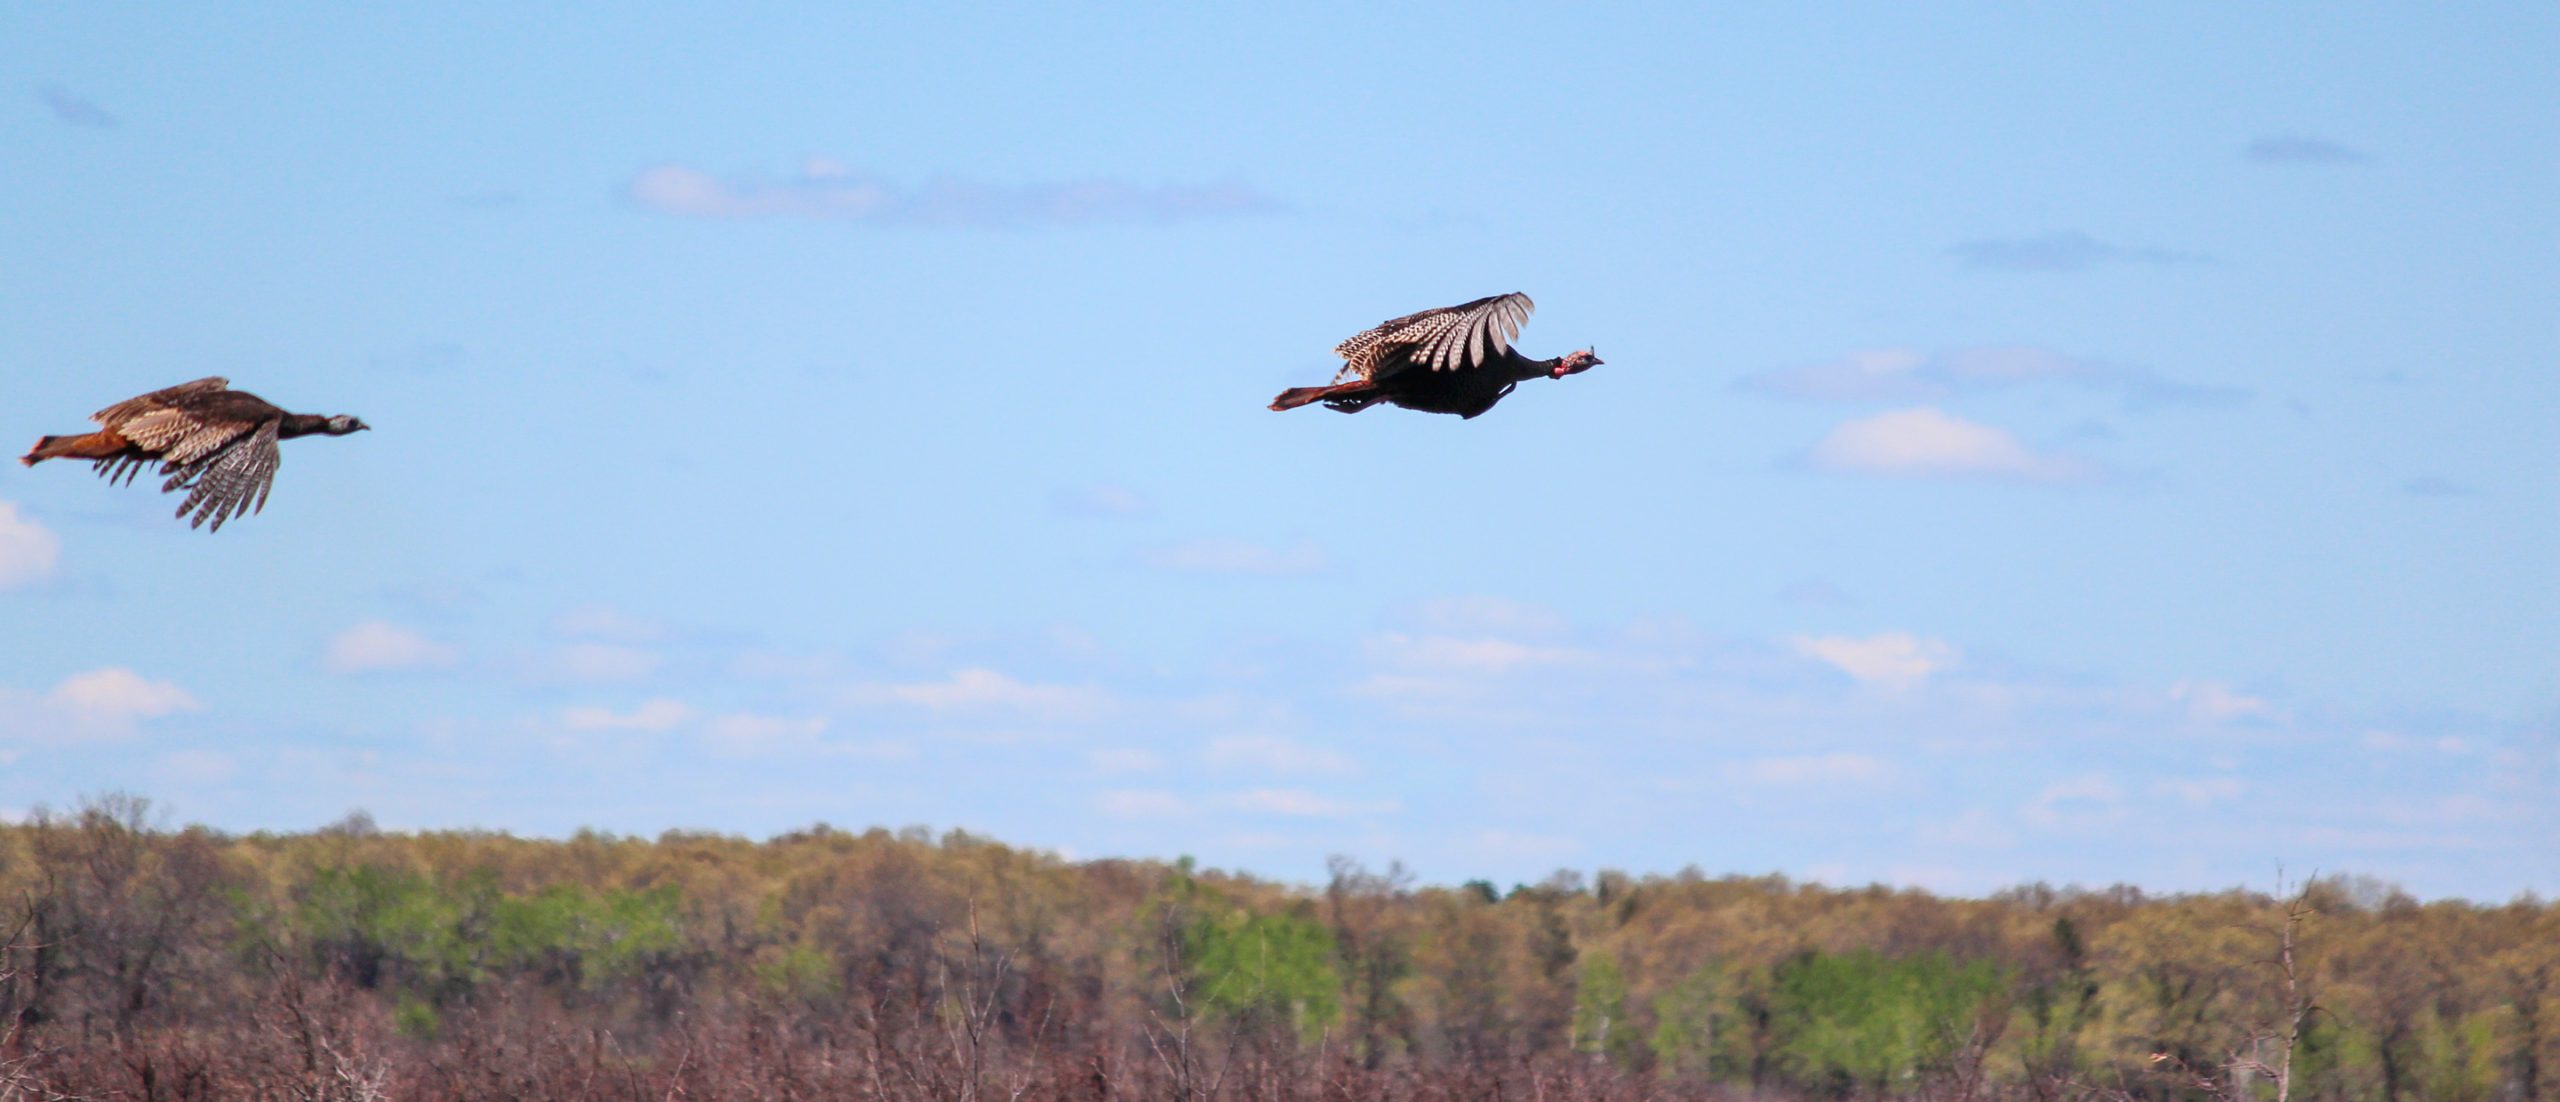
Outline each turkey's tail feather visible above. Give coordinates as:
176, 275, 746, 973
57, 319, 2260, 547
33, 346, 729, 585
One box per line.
1269, 386, 1332, 412
22, 432, 126, 466
1270, 381, 1380, 413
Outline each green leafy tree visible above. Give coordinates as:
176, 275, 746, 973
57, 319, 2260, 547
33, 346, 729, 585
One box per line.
1647, 963, 1727, 1080
1186, 901, 1341, 1039
1767, 949, 2005, 1098
1572, 947, 1634, 1066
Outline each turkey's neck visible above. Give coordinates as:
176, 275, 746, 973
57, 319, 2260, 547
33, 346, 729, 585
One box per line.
278, 413, 334, 438
1503, 351, 1564, 384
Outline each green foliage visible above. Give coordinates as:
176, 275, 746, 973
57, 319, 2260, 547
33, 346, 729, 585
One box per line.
299, 864, 483, 995
1572, 947, 1635, 1066
4, 805, 2553, 1101
296, 864, 683, 1002
489, 882, 684, 988
756, 942, 839, 1002
1765, 949, 2005, 1098
2415, 1007, 2504, 1102
393, 994, 440, 1039
1185, 901, 1341, 1037
1648, 964, 1727, 1078
2013, 916, 2101, 1081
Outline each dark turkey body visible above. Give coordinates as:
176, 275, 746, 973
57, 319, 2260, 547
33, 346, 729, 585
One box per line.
1340, 348, 1538, 419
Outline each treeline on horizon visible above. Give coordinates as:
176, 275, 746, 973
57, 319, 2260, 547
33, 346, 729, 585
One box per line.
0, 796, 2551, 1101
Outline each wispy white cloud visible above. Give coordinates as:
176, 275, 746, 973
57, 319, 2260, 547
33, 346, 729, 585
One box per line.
1365, 632, 1595, 675
1347, 673, 1490, 712
1205, 735, 1356, 776
2362, 730, 2470, 755
1472, 829, 1584, 865
1781, 579, 1852, 606
50, 668, 199, 720
1790, 632, 1959, 690
1098, 788, 1189, 819
534, 643, 663, 684
2023, 773, 2126, 829
1951, 230, 2209, 272
551, 603, 668, 643
559, 698, 694, 732
1732, 751, 1892, 785
0, 502, 61, 589
1137, 538, 1326, 576
2379, 794, 2509, 826
837, 667, 1112, 721
2245, 135, 2369, 165
629, 159, 1284, 227
2288, 826, 2489, 852
1401, 595, 1572, 636
2154, 776, 2246, 806
324, 622, 460, 674
1, 668, 199, 746
1740, 346, 2244, 408
1088, 747, 1165, 775
150, 749, 237, 787
1222, 788, 1400, 818
1918, 809, 2017, 849
2169, 679, 2278, 723
1053, 484, 1150, 518
1343, 611, 1696, 724
1805, 407, 2098, 483
701, 711, 906, 759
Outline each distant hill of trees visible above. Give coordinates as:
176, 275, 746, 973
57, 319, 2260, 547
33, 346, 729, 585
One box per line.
1, 794, 2550, 1101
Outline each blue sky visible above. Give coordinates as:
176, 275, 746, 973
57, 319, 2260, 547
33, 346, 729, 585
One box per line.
4, 3, 2553, 900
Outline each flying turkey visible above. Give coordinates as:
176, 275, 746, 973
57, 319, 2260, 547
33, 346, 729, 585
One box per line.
1270, 293, 1600, 419
20, 377, 369, 531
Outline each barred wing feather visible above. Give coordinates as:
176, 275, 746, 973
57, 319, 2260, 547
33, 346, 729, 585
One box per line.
90, 377, 231, 428
1332, 293, 1534, 381
165, 421, 281, 532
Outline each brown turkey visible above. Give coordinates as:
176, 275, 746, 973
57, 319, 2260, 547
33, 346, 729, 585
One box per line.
1270, 293, 1600, 419
21, 376, 369, 531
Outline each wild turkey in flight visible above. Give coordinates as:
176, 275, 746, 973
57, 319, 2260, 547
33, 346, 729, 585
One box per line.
1270, 293, 1600, 419
21, 377, 368, 531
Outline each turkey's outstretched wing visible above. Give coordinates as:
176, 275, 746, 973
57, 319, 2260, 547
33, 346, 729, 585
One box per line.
118, 392, 279, 469
163, 420, 281, 532
91, 377, 231, 427
1333, 293, 1535, 381
93, 453, 152, 487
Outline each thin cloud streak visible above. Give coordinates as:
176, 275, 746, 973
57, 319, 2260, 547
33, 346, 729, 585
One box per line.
1950, 230, 2209, 272
836, 668, 1113, 721
1803, 407, 2100, 484
1138, 538, 1326, 577
37, 86, 117, 128
630, 160, 1286, 227
1053, 484, 1150, 519
1739, 347, 2247, 409
2402, 475, 2473, 498
2245, 135, 2370, 165
324, 622, 461, 675
1790, 633, 1959, 691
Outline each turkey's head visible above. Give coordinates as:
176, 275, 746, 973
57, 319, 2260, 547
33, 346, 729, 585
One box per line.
1551, 348, 1602, 379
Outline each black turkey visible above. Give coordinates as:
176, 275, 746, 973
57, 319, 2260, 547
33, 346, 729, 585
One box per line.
1270, 293, 1600, 419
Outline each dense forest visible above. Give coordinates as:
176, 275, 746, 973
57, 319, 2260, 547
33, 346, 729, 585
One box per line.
0, 796, 2550, 1101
